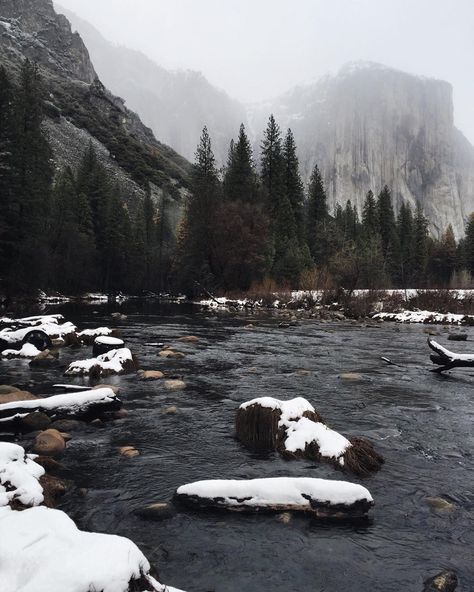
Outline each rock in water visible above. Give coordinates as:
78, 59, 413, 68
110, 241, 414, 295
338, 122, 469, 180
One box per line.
423, 570, 458, 592
426, 497, 455, 512
137, 502, 176, 521
164, 379, 186, 391
33, 429, 66, 456
138, 370, 164, 381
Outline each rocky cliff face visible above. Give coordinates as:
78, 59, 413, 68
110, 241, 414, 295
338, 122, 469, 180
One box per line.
0, 0, 190, 224
62, 7, 246, 165
249, 63, 474, 238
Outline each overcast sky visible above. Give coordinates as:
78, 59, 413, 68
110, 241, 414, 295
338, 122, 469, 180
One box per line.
55, 0, 474, 143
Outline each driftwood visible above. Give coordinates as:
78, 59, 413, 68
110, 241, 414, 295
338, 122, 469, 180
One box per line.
235, 400, 383, 477
428, 338, 474, 373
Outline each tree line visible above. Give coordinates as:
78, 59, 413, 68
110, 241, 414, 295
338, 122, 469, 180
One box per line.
177, 121, 474, 295
1, 60, 474, 297
0, 61, 172, 296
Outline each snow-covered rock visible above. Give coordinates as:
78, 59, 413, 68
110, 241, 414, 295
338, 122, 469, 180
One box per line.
0, 388, 121, 424
0, 505, 184, 592
64, 348, 136, 376
0, 442, 45, 508
1, 343, 41, 358
175, 477, 373, 517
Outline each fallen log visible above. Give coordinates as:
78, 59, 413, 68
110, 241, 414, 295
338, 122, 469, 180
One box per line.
427, 338, 474, 373
235, 397, 383, 477
0, 388, 121, 431
174, 477, 374, 519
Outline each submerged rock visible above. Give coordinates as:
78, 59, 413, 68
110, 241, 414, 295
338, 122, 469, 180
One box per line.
447, 333, 468, 341
49, 419, 84, 432
164, 379, 186, 391
0, 385, 21, 395
162, 405, 178, 414
425, 497, 455, 512
159, 349, 185, 359
19, 412, 51, 432
423, 570, 458, 592
138, 370, 164, 381
0, 390, 37, 404
177, 335, 199, 343
118, 446, 139, 458
137, 502, 176, 521
339, 373, 364, 381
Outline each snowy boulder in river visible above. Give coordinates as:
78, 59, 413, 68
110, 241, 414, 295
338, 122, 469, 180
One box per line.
236, 397, 383, 476
92, 335, 125, 357
175, 477, 374, 518
0, 506, 185, 592
65, 348, 137, 376
0, 388, 121, 430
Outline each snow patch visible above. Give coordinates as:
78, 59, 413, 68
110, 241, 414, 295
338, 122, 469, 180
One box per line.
1, 343, 41, 358
0, 505, 183, 592
0, 442, 44, 508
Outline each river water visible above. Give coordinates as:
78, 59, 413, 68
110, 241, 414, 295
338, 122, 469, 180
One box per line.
2, 302, 473, 591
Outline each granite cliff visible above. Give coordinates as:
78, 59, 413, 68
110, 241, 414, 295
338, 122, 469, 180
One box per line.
0, 0, 191, 230
249, 63, 474, 237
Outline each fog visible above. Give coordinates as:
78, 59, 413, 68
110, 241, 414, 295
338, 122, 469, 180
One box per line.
55, 0, 474, 143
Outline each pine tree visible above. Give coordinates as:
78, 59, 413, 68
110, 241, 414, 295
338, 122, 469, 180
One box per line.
412, 203, 429, 285
223, 124, 258, 203
396, 201, 414, 287
8, 60, 53, 290
178, 127, 220, 295
361, 190, 378, 238
0, 66, 15, 280
306, 164, 330, 264
430, 224, 456, 286
261, 116, 308, 284
376, 185, 398, 279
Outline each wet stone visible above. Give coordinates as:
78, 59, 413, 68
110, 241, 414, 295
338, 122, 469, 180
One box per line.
164, 379, 186, 391
339, 373, 364, 381
33, 429, 66, 456
138, 370, 164, 380
425, 497, 455, 512
19, 412, 51, 432
137, 502, 176, 521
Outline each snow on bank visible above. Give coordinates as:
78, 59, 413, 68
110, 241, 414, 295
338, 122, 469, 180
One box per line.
176, 477, 373, 511
65, 348, 135, 376
0, 443, 44, 507
0, 506, 184, 592
373, 310, 472, 324
0, 388, 119, 423
240, 397, 351, 463
1, 342, 41, 358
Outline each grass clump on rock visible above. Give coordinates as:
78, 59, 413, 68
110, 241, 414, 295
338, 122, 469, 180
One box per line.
235, 397, 383, 477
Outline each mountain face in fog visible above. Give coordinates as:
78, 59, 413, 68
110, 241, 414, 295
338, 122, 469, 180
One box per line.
61, 7, 246, 165
0, 0, 190, 232
249, 63, 474, 238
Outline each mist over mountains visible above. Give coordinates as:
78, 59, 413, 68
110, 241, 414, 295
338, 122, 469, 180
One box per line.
61, 7, 474, 238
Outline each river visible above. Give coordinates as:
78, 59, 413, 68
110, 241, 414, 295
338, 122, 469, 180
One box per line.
2, 302, 473, 591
